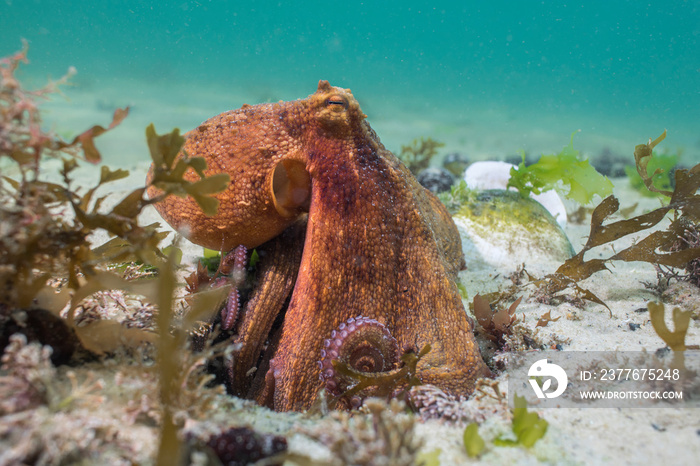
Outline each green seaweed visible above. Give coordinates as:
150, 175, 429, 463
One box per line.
437, 180, 477, 214
461, 396, 547, 456
199, 248, 223, 273
457, 282, 469, 300
417, 448, 442, 466
494, 394, 548, 448
145, 125, 230, 216
507, 132, 613, 205
463, 422, 485, 458
249, 248, 260, 268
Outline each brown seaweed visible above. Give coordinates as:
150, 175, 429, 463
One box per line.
535, 311, 560, 328
472, 132, 700, 317
329, 344, 431, 409
648, 302, 690, 352
633, 130, 673, 197
473, 294, 521, 346
1, 45, 231, 464
533, 131, 700, 308
398, 137, 445, 174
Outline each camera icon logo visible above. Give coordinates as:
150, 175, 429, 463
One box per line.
528, 358, 568, 399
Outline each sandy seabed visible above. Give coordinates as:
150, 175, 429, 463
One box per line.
1, 77, 699, 465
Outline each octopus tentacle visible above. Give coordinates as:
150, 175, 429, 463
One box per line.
318, 316, 404, 408
229, 244, 249, 285
221, 288, 240, 331
219, 245, 248, 331
230, 220, 306, 399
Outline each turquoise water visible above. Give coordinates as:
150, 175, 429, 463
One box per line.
2, 1, 699, 164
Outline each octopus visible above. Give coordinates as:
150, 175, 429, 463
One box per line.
147, 81, 490, 411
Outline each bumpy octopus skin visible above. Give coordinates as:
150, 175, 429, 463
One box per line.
147, 81, 490, 411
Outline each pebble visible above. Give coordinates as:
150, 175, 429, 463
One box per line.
417, 167, 454, 193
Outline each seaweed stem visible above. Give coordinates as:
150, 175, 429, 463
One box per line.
154, 252, 181, 465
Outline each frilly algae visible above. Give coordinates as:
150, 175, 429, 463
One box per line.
507, 132, 613, 205
0, 45, 230, 464
493, 394, 548, 448
398, 136, 445, 174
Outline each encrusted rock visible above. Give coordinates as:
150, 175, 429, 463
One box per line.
464, 160, 567, 227
453, 189, 574, 272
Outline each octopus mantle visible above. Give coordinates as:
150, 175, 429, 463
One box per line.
148, 81, 490, 411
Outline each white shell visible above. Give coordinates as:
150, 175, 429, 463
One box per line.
464, 161, 568, 227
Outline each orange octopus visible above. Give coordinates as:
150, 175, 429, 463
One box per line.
148, 81, 490, 411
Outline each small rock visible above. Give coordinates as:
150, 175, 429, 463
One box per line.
0, 308, 79, 365
651, 423, 666, 432
201, 427, 287, 466
592, 148, 628, 178
628, 323, 641, 331
417, 167, 454, 193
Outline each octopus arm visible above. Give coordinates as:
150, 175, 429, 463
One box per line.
229, 219, 306, 397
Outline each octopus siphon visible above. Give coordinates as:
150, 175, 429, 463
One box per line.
147, 81, 491, 412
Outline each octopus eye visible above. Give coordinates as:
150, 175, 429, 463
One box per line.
326, 95, 347, 108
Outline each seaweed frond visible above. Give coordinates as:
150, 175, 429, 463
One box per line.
329, 344, 431, 410
494, 394, 548, 448
0, 45, 231, 464
438, 179, 477, 214
624, 143, 679, 197
472, 294, 521, 346
477, 131, 700, 313
463, 422, 485, 458
648, 302, 690, 352
530, 131, 700, 309
398, 137, 445, 175
631, 130, 672, 197
507, 132, 613, 205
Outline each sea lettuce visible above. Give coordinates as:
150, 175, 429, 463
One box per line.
507, 132, 613, 205
494, 394, 549, 448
